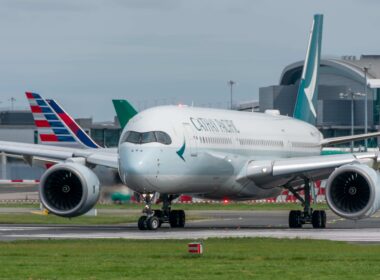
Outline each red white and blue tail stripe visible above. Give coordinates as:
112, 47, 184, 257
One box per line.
26, 92, 100, 149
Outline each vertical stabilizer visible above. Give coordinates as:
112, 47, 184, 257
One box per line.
25, 92, 100, 149
293, 14, 323, 124
112, 100, 138, 129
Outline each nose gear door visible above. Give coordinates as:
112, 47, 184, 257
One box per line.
183, 123, 198, 157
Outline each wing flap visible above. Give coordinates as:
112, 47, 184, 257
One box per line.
272, 154, 359, 176
238, 152, 378, 186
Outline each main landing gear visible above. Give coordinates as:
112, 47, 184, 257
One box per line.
285, 178, 326, 229
137, 193, 186, 230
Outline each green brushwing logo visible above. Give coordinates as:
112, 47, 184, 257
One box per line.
176, 141, 186, 161
293, 14, 323, 125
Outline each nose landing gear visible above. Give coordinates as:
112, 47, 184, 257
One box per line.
286, 178, 326, 229
137, 193, 186, 230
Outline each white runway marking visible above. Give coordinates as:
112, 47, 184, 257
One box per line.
4, 227, 380, 242
0, 227, 48, 231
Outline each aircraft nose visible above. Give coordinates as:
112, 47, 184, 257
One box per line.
119, 145, 156, 192
120, 147, 152, 174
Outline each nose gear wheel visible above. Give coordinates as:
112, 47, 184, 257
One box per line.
137, 193, 186, 230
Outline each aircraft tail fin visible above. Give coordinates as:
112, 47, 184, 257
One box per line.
112, 100, 138, 129
293, 14, 323, 124
25, 92, 100, 149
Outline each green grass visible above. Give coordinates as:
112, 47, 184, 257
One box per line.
0, 238, 379, 279
0, 202, 329, 211
0, 203, 41, 208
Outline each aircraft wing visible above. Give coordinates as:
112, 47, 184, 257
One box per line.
236, 152, 379, 187
321, 131, 380, 146
0, 141, 118, 169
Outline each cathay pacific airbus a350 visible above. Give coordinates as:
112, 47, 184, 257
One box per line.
2, 14, 380, 230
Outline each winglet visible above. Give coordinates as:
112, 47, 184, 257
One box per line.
293, 14, 323, 124
112, 100, 138, 129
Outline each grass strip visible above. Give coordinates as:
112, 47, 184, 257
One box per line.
0, 238, 379, 279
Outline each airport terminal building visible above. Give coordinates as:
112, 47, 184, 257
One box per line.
260, 55, 380, 147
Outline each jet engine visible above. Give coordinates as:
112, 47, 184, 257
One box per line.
39, 162, 100, 217
326, 164, 380, 220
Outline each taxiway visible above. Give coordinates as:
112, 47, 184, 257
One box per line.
0, 209, 380, 242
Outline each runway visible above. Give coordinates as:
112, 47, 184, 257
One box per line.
3, 226, 380, 242
1, 209, 380, 242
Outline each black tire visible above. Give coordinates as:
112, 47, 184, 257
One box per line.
321, 210, 327, 228
154, 210, 163, 227
138, 216, 147, 230
312, 210, 327, 229
147, 216, 160, 230
289, 210, 302, 228
312, 210, 321, 228
177, 210, 185, 228
169, 210, 179, 228
169, 210, 186, 228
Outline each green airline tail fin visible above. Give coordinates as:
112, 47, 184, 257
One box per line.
112, 100, 138, 129
293, 14, 323, 125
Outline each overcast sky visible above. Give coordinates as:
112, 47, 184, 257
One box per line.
0, 0, 378, 121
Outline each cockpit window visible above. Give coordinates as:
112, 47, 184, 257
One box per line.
141, 132, 156, 144
123, 131, 172, 145
154, 131, 171, 145
125, 131, 141, 144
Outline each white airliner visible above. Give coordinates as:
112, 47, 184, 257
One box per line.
2, 14, 380, 230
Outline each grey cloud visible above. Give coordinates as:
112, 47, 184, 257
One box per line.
109, 0, 181, 10
0, 0, 96, 12
0, 0, 377, 121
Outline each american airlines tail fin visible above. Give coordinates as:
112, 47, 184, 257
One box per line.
293, 14, 323, 125
112, 100, 138, 129
25, 92, 100, 149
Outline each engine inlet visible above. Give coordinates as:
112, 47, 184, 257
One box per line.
42, 169, 83, 211
329, 171, 370, 214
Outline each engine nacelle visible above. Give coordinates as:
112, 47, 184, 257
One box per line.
39, 162, 100, 217
326, 164, 380, 220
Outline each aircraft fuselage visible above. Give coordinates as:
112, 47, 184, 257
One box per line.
118, 106, 322, 200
